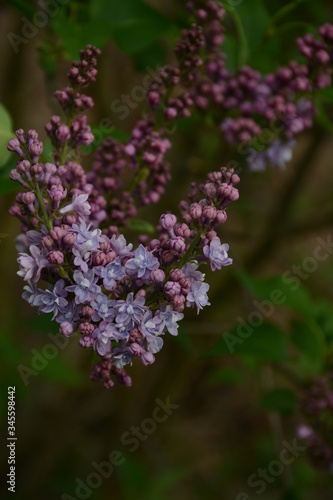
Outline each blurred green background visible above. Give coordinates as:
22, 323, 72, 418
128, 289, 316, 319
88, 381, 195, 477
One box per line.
1, 0, 333, 499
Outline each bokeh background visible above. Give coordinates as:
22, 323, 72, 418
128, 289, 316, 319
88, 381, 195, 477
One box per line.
1, 0, 333, 499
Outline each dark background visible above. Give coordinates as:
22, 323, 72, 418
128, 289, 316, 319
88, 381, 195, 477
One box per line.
0, 1, 333, 499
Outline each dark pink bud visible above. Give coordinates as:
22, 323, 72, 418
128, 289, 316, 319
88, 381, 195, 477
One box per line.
92, 252, 106, 266
203, 205, 217, 220
42, 235, 54, 249
190, 203, 202, 219
79, 322, 95, 336
48, 250, 64, 265
169, 269, 184, 282
82, 306, 95, 318
141, 351, 155, 366
216, 210, 227, 224
164, 281, 181, 297
50, 227, 65, 241
63, 232, 75, 246
151, 269, 165, 283
170, 237, 186, 254
129, 343, 143, 356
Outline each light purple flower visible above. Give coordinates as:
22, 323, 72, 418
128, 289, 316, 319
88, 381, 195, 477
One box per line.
91, 294, 115, 321
182, 261, 205, 282
114, 292, 147, 328
34, 280, 68, 318
187, 281, 211, 314
17, 245, 49, 282
158, 305, 184, 336
110, 234, 133, 256
60, 193, 91, 217
56, 300, 80, 324
203, 237, 232, 271
66, 270, 101, 304
95, 257, 126, 290
267, 139, 295, 169
125, 244, 159, 279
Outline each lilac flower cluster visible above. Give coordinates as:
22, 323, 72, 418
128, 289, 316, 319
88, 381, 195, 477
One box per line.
142, 0, 333, 172
8, 41, 238, 388
11, 163, 236, 388
297, 373, 333, 471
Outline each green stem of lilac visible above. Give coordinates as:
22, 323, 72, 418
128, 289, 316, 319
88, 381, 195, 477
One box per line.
177, 230, 203, 270
35, 183, 52, 231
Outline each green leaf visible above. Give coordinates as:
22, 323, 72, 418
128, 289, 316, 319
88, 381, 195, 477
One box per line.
207, 366, 244, 386
233, 0, 270, 60
260, 388, 297, 415
0, 103, 14, 168
89, 0, 170, 54
127, 219, 154, 234
0, 157, 18, 194
204, 322, 289, 362
50, 11, 111, 59
234, 269, 315, 320
291, 321, 324, 372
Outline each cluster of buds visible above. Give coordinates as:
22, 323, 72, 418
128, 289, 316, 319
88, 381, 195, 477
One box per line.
297, 373, 333, 471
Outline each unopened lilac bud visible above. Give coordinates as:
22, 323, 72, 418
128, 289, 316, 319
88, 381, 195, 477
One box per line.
79, 322, 95, 335
160, 213, 177, 230
63, 232, 75, 246
229, 188, 239, 201
82, 306, 95, 318
129, 343, 143, 356
164, 281, 181, 297
203, 205, 217, 220
63, 214, 77, 225
60, 322, 73, 337
141, 351, 155, 366
171, 294, 185, 311
21, 192, 36, 205
105, 251, 117, 263
151, 269, 165, 283
50, 227, 65, 241
190, 203, 202, 219
29, 141, 43, 157
169, 269, 184, 282
56, 125, 71, 144
8, 138, 23, 156
48, 250, 64, 265
48, 184, 67, 202
124, 143, 136, 156
216, 210, 227, 224
17, 160, 31, 174
31, 163, 44, 177
170, 237, 186, 254
164, 107, 178, 120
204, 182, 217, 198
42, 235, 54, 249
207, 230, 217, 241
129, 328, 143, 343
92, 252, 106, 266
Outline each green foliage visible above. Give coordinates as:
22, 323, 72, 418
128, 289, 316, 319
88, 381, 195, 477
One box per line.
260, 387, 297, 415
0, 103, 14, 169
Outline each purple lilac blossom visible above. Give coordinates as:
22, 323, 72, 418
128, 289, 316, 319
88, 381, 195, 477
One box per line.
203, 237, 232, 271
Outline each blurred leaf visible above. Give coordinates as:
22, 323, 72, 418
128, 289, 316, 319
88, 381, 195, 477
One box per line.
0, 103, 14, 168
0, 157, 18, 194
236, 323, 289, 361
127, 219, 154, 234
260, 388, 297, 415
41, 355, 82, 387
234, 0, 270, 60
234, 269, 315, 320
90, 0, 171, 54
314, 95, 333, 131
50, 10, 111, 59
5, 0, 35, 18
291, 321, 325, 372
207, 366, 244, 386
27, 313, 60, 334
204, 322, 289, 362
